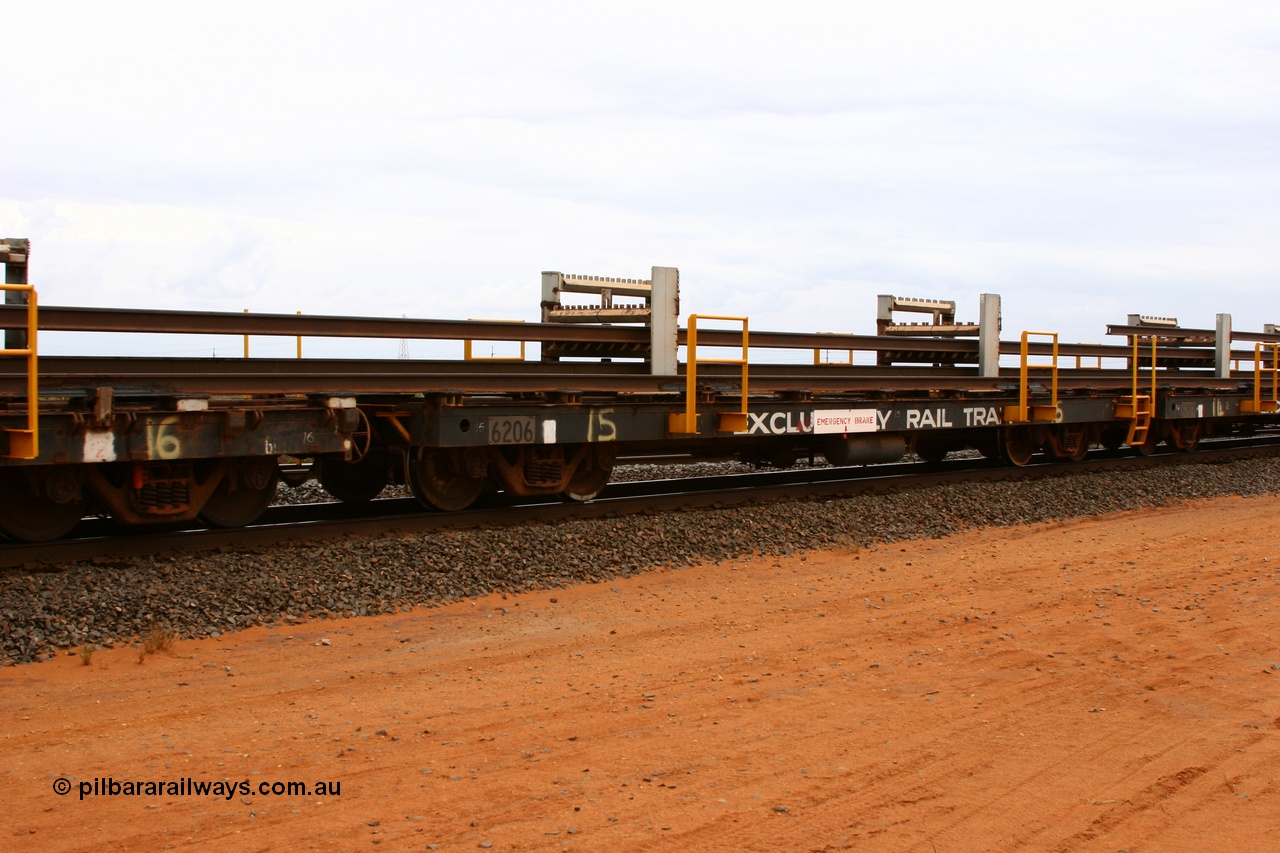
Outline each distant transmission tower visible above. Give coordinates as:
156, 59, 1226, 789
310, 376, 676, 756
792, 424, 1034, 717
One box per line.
398, 314, 410, 359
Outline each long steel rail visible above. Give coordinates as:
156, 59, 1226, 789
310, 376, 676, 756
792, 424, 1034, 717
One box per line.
1, 362, 1251, 397
5, 302, 1275, 401
7, 303, 1278, 347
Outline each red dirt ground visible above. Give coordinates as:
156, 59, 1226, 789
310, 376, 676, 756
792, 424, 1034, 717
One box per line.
4, 495, 1280, 852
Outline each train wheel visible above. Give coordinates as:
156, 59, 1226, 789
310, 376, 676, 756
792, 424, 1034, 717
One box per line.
1048, 424, 1090, 462
1132, 427, 1161, 456
1100, 426, 1128, 451
762, 445, 798, 469
561, 443, 617, 502
1000, 425, 1040, 467
974, 434, 1001, 460
199, 458, 279, 528
0, 467, 85, 542
409, 448, 485, 511
1165, 419, 1201, 452
1136, 422, 1167, 455
318, 452, 389, 503
913, 437, 950, 463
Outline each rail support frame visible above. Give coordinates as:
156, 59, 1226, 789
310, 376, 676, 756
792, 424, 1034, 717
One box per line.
540, 266, 679, 375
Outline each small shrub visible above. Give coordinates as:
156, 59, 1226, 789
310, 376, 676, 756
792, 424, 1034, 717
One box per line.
139, 624, 177, 658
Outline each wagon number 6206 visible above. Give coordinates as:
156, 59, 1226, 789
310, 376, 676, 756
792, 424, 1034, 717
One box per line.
487, 415, 537, 444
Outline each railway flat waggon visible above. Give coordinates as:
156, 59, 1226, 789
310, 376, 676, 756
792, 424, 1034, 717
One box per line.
1, 238, 1277, 542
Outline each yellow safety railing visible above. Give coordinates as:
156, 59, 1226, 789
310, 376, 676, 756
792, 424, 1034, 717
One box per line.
1, 282, 38, 459
1003, 331, 1060, 423
1241, 342, 1279, 414
241, 309, 305, 358
813, 332, 853, 366
1074, 347, 1102, 369
464, 320, 527, 362
1114, 333, 1157, 445
669, 314, 749, 434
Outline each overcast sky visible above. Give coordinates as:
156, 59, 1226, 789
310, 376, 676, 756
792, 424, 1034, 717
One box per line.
2, 1, 1278, 360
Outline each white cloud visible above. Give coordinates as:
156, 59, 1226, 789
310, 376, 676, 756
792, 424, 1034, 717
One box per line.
2, 0, 1277, 357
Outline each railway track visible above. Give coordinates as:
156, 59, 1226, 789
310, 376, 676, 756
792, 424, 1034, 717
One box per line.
5, 436, 1279, 570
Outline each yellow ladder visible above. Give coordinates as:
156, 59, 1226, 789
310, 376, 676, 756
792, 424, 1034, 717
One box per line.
1115, 333, 1157, 446
1117, 394, 1154, 445
1, 281, 38, 459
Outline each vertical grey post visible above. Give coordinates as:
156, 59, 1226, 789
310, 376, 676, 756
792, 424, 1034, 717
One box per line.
875, 295, 894, 324
1215, 313, 1232, 379
649, 266, 679, 376
978, 293, 1001, 378
539, 271, 562, 362
539, 271, 561, 322
875, 295, 895, 365
3, 238, 29, 351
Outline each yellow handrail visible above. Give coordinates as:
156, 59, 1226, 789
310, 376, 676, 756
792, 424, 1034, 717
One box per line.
242, 308, 306, 358
1131, 333, 1156, 404
464, 320, 528, 362
813, 332, 853, 365
1004, 331, 1059, 423
669, 314, 749, 434
1242, 342, 1279, 414
0, 282, 37, 459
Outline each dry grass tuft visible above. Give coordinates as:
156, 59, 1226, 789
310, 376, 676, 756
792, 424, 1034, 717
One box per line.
138, 624, 178, 661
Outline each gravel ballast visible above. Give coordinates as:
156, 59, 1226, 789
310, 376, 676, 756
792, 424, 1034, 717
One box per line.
2, 456, 1278, 664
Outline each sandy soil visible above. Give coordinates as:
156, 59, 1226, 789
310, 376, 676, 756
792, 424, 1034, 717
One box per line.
3, 495, 1280, 852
